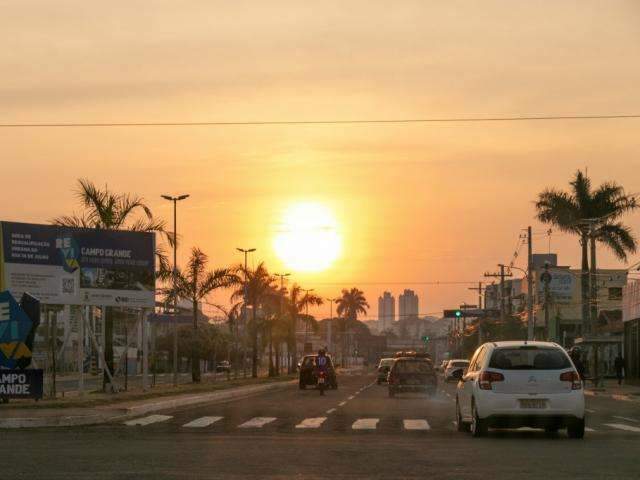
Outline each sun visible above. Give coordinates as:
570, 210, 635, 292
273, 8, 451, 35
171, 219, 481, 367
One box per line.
273, 202, 342, 272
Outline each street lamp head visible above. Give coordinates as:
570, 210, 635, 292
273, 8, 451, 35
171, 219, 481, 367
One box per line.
177, 194, 190, 200
161, 195, 173, 201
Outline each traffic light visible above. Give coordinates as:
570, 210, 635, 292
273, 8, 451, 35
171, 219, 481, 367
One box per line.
455, 310, 462, 318
422, 335, 430, 343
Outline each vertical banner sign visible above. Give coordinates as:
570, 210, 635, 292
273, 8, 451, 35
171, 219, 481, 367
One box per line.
0, 222, 155, 308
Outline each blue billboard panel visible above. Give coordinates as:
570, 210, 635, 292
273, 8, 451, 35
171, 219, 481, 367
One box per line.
0, 222, 155, 307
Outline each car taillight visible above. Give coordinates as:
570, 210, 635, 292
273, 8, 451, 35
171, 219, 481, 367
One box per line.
560, 371, 582, 390
479, 371, 504, 390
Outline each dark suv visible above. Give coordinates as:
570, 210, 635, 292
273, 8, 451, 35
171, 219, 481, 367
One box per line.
298, 354, 338, 390
388, 355, 437, 397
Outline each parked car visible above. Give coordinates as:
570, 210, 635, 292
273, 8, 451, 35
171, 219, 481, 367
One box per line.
387, 353, 437, 397
298, 354, 338, 390
215, 361, 231, 373
377, 358, 394, 384
444, 359, 470, 381
455, 341, 585, 438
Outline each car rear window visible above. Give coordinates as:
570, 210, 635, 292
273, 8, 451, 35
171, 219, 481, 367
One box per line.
450, 361, 468, 367
394, 360, 433, 373
488, 347, 571, 370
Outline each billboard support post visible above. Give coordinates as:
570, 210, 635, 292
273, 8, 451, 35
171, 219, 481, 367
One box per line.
142, 309, 149, 391
78, 305, 85, 396
85, 312, 116, 392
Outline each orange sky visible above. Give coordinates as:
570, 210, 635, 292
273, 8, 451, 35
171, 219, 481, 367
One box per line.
2, 1, 640, 319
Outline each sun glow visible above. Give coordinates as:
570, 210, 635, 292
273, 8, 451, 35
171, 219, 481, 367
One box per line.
273, 202, 342, 272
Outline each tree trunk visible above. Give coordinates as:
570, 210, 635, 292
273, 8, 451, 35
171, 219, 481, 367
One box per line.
589, 235, 598, 333
275, 342, 281, 376
103, 307, 114, 391
268, 322, 275, 377
251, 305, 258, 378
289, 315, 298, 374
192, 297, 201, 383
580, 234, 590, 337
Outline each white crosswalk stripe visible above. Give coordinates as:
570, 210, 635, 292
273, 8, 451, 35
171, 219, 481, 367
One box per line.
403, 419, 430, 431
585, 427, 596, 432
295, 417, 327, 429
124, 415, 172, 426
182, 416, 223, 428
604, 423, 640, 433
613, 416, 639, 423
352, 418, 379, 430
238, 417, 277, 428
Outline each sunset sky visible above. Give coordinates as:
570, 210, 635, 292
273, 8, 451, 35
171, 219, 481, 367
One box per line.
2, 1, 640, 319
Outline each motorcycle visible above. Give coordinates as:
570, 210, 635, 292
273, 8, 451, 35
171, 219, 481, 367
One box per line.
317, 370, 327, 396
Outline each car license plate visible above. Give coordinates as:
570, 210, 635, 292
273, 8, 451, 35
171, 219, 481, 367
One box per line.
519, 399, 546, 409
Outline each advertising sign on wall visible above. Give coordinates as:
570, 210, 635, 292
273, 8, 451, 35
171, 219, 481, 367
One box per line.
538, 268, 575, 303
0, 369, 43, 399
0, 222, 155, 307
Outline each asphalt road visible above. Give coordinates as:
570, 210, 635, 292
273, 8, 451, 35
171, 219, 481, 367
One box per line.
4, 371, 640, 479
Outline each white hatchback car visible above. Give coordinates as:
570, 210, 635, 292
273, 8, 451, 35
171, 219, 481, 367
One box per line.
455, 341, 585, 438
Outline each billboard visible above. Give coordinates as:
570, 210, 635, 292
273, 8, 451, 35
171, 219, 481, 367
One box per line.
0, 222, 155, 307
538, 268, 575, 303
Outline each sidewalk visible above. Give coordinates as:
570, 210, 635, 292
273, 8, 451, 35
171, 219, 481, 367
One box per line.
584, 379, 640, 402
0, 376, 295, 429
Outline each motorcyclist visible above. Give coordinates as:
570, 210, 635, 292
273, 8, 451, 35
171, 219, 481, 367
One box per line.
315, 349, 329, 376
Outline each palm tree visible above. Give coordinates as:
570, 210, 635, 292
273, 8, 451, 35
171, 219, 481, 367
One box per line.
231, 262, 277, 378
284, 284, 324, 373
163, 248, 238, 382
53, 178, 171, 390
536, 170, 637, 333
336, 288, 369, 366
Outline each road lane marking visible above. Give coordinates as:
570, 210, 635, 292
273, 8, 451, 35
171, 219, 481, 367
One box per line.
613, 416, 639, 423
295, 417, 327, 429
612, 394, 632, 401
182, 416, 223, 428
352, 418, 379, 430
604, 423, 640, 433
124, 415, 172, 426
338, 401, 347, 406
326, 408, 336, 414
403, 419, 430, 431
238, 417, 277, 428
585, 427, 596, 432
585, 409, 596, 414
348, 395, 355, 400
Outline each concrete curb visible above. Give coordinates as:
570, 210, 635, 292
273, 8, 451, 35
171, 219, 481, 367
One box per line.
0, 380, 295, 429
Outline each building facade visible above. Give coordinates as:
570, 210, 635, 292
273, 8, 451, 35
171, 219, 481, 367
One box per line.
377, 291, 395, 333
399, 289, 419, 320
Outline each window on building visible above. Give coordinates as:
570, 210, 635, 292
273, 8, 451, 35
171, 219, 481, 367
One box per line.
608, 287, 623, 300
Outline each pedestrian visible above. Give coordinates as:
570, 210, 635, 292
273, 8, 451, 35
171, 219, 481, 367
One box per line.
570, 348, 585, 383
614, 354, 625, 386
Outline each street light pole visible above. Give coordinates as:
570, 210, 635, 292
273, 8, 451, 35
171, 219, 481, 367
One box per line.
325, 297, 339, 357
236, 248, 255, 377
161, 194, 189, 387
274, 273, 291, 375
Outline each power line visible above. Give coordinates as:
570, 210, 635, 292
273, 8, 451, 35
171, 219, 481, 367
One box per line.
2, 114, 640, 129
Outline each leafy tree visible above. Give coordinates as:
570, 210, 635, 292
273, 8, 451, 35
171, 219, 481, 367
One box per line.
336, 288, 369, 365
283, 284, 323, 373
536, 170, 637, 333
162, 247, 238, 382
52, 178, 171, 390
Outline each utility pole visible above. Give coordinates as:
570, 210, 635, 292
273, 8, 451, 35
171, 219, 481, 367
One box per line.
541, 262, 552, 341
237, 247, 256, 378
468, 282, 484, 345
484, 265, 512, 324
161, 194, 190, 387
527, 226, 534, 340
325, 297, 339, 357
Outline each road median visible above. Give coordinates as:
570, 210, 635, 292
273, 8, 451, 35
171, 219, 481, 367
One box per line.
0, 376, 296, 429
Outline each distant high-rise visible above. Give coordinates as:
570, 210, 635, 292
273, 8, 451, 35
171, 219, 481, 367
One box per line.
378, 292, 395, 332
399, 289, 419, 319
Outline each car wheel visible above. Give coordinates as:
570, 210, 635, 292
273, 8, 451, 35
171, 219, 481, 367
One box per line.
299, 381, 306, 390
377, 379, 381, 385
456, 399, 469, 432
388, 388, 395, 398
567, 419, 585, 439
470, 402, 488, 437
